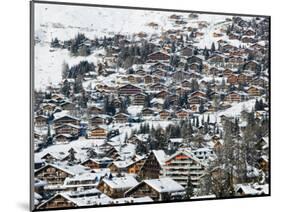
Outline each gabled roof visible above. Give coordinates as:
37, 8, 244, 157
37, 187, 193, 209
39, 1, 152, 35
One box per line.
164, 150, 203, 165
35, 162, 90, 176
38, 188, 112, 208
144, 177, 185, 193
35, 115, 48, 119
54, 134, 73, 139
126, 178, 185, 195
118, 84, 141, 90
114, 113, 129, 118
35, 163, 74, 176
53, 114, 80, 122
152, 150, 167, 166
147, 51, 170, 57
54, 123, 80, 129
102, 176, 139, 189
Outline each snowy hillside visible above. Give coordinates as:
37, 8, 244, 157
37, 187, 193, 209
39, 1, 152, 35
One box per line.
34, 3, 238, 90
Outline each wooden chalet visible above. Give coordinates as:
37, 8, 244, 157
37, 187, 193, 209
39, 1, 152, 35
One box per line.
225, 91, 242, 102
147, 51, 170, 61
208, 54, 225, 66
118, 84, 142, 95
133, 93, 146, 105
241, 36, 256, 43
221, 44, 237, 53
41, 103, 56, 113
35, 115, 48, 127
142, 108, 154, 116
181, 80, 191, 88
88, 105, 104, 114
97, 176, 139, 198
244, 60, 260, 71
190, 91, 206, 98
89, 116, 106, 126
104, 147, 120, 160
54, 124, 80, 137
60, 102, 75, 111
189, 95, 207, 105
139, 150, 166, 179
87, 127, 107, 139
53, 115, 80, 127
150, 83, 166, 91
35, 164, 74, 185
162, 151, 205, 187
54, 134, 72, 144
226, 56, 244, 69
186, 55, 203, 65
159, 110, 171, 120
51, 93, 64, 102
176, 109, 190, 119
228, 32, 240, 40
81, 158, 113, 169
37, 193, 77, 209
227, 74, 238, 84
125, 178, 185, 201
155, 90, 170, 99
127, 157, 146, 175
180, 46, 193, 57
247, 86, 263, 97
127, 75, 137, 84
135, 69, 146, 76
150, 62, 172, 71
172, 70, 189, 82
144, 75, 153, 84
114, 113, 129, 123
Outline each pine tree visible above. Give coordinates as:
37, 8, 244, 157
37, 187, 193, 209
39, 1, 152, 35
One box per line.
73, 76, 83, 93
46, 135, 53, 147
185, 175, 194, 199
211, 42, 216, 52
68, 148, 77, 163
196, 116, 199, 128
199, 101, 205, 113
61, 61, 69, 79
191, 79, 199, 92
51, 37, 60, 48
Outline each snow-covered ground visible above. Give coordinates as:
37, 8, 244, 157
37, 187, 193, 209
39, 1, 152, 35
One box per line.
201, 99, 256, 124
34, 44, 105, 90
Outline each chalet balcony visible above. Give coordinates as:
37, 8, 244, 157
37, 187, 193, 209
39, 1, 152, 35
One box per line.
163, 170, 204, 175
164, 165, 203, 170
170, 175, 201, 181
167, 160, 194, 164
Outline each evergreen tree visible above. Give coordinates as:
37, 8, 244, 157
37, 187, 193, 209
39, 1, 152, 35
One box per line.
191, 79, 199, 92
199, 101, 205, 113
144, 94, 152, 108
211, 42, 216, 52
73, 76, 83, 93
61, 61, 69, 79
196, 116, 199, 128
185, 175, 194, 199
51, 37, 60, 48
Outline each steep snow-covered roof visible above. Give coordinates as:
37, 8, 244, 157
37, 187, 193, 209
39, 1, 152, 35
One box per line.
152, 150, 167, 166
102, 176, 138, 189
164, 150, 202, 165
144, 177, 185, 193
35, 162, 90, 176
38, 189, 112, 208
